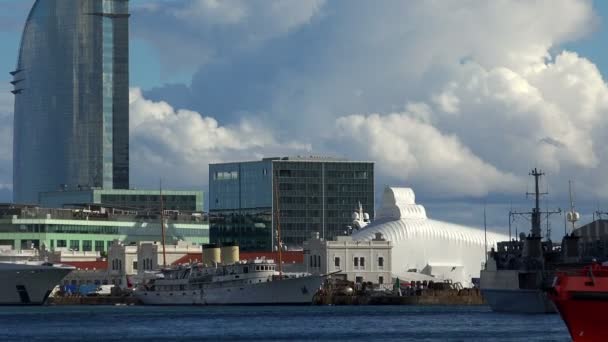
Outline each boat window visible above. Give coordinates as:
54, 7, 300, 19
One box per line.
243, 267, 248, 273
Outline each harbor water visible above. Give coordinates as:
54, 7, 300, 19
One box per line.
0, 305, 569, 341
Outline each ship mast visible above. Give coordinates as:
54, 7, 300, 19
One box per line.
527, 168, 545, 238
273, 170, 283, 279
510, 169, 560, 240
160, 181, 167, 268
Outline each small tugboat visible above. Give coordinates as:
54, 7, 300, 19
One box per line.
550, 262, 608, 341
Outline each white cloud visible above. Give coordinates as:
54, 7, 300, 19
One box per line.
134, 0, 608, 206
334, 112, 522, 197
129, 88, 310, 188
132, 0, 326, 71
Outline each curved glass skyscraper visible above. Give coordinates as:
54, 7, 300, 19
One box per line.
12, 0, 129, 203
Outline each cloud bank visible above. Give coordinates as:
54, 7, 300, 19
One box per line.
129, 88, 310, 189
134, 0, 608, 206
2, 1, 607, 228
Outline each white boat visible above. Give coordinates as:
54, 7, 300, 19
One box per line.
0, 261, 74, 305
134, 258, 324, 305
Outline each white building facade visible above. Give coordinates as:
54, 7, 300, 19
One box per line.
303, 233, 392, 285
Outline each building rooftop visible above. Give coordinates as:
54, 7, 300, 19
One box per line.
211, 156, 374, 165
0, 204, 207, 224
40, 188, 202, 195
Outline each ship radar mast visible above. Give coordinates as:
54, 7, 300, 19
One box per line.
527, 168, 546, 238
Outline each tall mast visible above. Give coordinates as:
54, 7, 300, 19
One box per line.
273, 170, 283, 279
160, 180, 167, 268
528, 168, 544, 238
484, 204, 488, 265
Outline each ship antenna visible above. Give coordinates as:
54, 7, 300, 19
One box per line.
273, 169, 283, 280
526, 168, 546, 238
160, 179, 167, 269
484, 203, 488, 266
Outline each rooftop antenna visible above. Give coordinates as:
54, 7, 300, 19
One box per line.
160, 179, 167, 268
566, 180, 579, 234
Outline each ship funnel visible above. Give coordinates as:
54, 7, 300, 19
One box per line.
220, 243, 240, 265
202, 243, 221, 266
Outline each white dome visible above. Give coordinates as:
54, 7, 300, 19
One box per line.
352, 187, 509, 287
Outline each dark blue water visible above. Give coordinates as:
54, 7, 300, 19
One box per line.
0, 305, 570, 341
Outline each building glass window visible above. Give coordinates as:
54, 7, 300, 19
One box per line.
353, 257, 359, 267
334, 257, 340, 268
379, 276, 384, 285
57, 240, 67, 248
378, 257, 384, 268
360, 257, 365, 268
69, 240, 79, 251
82, 240, 92, 251
95, 241, 105, 252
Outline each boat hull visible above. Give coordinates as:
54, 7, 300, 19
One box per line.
481, 288, 556, 313
550, 264, 608, 341
136, 275, 324, 305
552, 295, 608, 341
0, 263, 73, 305
480, 269, 556, 313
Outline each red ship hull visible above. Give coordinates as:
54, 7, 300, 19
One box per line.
550, 264, 608, 341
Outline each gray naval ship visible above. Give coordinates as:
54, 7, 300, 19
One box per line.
480, 169, 584, 314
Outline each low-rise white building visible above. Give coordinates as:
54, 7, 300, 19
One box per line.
303, 232, 392, 285
45, 248, 100, 263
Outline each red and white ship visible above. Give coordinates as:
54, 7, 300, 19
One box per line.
550, 263, 608, 341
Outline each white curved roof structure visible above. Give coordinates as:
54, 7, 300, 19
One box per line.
352, 187, 508, 287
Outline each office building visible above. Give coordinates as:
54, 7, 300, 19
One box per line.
209, 156, 374, 250
12, 0, 130, 203
39, 188, 203, 212
0, 204, 208, 253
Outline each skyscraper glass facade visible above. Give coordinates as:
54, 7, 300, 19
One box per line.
12, 0, 129, 203
209, 157, 374, 251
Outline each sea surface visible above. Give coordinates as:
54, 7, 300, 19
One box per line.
0, 305, 570, 341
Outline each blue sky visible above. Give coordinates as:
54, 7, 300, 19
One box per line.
1, 1, 608, 235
